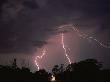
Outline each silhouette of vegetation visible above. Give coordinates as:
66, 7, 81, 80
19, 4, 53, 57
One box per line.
0, 58, 110, 82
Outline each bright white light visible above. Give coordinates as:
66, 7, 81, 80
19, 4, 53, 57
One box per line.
61, 33, 72, 64
35, 48, 47, 71
51, 75, 56, 82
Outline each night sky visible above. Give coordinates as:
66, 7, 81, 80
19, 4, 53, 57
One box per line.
0, 0, 110, 71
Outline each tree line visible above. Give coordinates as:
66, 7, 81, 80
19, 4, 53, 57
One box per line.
0, 58, 110, 82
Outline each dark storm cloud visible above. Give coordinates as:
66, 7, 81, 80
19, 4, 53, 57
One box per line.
0, 0, 67, 54
23, 0, 39, 9
47, 0, 110, 28
47, 0, 110, 40
47, 0, 110, 14
0, 0, 45, 54
0, 0, 110, 55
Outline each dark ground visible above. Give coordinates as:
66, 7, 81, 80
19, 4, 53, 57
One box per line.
0, 58, 110, 82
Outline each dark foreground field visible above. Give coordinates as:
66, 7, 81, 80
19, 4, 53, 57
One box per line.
0, 59, 110, 82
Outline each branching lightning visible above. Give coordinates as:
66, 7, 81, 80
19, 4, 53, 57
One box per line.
35, 24, 110, 71
35, 48, 47, 71
61, 33, 72, 64
58, 24, 110, 48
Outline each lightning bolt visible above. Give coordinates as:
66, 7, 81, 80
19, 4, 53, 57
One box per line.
72, 24, 110, 48
35, 48, 47, 71
35, 24, 110, 71
58, 24, 110, 48
61, 33, 72, 64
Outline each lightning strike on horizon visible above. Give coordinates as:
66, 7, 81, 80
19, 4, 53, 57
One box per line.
58, 24, 110, 48
61, 33, 72, 64
35, 48, 47, 71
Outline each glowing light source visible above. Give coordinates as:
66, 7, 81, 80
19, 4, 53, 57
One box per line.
50, 75, 56, 82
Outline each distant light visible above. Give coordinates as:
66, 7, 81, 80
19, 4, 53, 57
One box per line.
50, 75, 56, 82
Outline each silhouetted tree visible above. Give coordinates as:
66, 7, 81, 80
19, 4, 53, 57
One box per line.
34, 69, 49, 82
56, 59, 103, 82
12, 58, 17, 69
0, 58, 110, 82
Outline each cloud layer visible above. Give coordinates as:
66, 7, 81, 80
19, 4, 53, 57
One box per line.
0, 0, 110, 55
